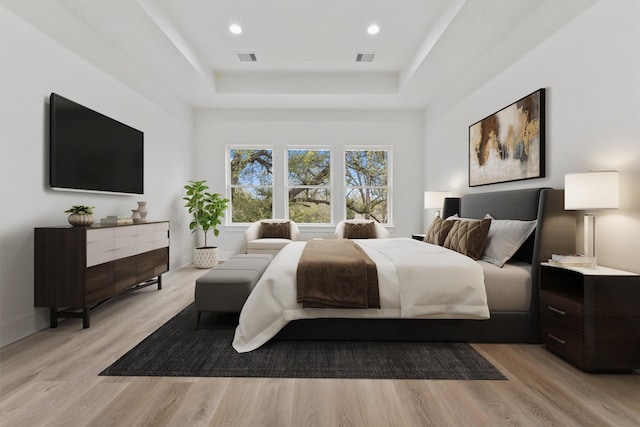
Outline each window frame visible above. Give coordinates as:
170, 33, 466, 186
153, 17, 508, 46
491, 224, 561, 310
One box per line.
226, 145, 275, 224
285, 145, 333, 225
343, 146, 393, 225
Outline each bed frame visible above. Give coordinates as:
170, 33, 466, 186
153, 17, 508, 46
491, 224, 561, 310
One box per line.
274, 187, 576, 344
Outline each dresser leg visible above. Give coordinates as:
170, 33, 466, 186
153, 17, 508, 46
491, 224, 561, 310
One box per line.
157, 275, 162, 290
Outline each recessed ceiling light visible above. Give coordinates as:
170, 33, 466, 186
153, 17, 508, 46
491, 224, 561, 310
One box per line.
229, 24, 242, 35
367, 24, 380, 35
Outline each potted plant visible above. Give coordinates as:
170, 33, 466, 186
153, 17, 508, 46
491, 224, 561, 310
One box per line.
183, 180, 229, 268
65, 205, 95, 227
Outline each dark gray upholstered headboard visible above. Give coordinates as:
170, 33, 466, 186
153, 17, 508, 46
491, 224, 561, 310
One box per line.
461, 187, 545, 221
452, 187, 576, 265
442, 197, 460, 219
462, 188, 544, 264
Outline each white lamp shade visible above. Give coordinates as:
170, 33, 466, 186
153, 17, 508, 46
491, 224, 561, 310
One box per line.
565, 171, 619, 210
424, 191, 451, 209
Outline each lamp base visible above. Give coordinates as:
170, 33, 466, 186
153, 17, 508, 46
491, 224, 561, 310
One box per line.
583, 213, 597, 268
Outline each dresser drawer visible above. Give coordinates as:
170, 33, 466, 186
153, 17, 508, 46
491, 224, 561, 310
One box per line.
154, 222, 170, 232
86, 228, 115, 267
153, 247, 169, 276
136, 251, 156, 282
135, 224, 169, 254
86, 228, 114, 242
114, 256, 137, 293
113, 236, 137, 259
86, 262, 114, 304
113, 225, 138, 238
539, 291, 584, 331
540, 320, 584, 367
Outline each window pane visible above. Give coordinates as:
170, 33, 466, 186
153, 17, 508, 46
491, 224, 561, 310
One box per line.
230, 149, 273, 186
288, 149, 330, 186
346, 188, 387, 223
345, 150, 388, 187
289, 188, 331, 223
286, 148, 331, 223
345, 149, 390, 224
231, 187, 272, 223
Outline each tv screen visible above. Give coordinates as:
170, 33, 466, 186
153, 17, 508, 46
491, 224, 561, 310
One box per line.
50, 93, 143, 194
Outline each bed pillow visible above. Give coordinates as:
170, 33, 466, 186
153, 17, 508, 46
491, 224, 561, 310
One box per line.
260, 221, 291, 239
425, 216, 457, 246
445, 214, 476, 221
443, 218, 491, 260
481, 214, 537, 267
344, 221, 376, 239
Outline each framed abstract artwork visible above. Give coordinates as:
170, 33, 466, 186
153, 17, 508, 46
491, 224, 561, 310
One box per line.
469, 88, 545, 187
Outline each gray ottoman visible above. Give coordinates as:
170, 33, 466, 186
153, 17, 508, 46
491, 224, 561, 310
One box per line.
194, 254, 272, 329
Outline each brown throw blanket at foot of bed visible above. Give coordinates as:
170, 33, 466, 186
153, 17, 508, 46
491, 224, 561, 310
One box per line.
296, 239, 380, 309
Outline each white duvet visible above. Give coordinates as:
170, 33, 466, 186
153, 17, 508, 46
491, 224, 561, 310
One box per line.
233, 238, 489, 353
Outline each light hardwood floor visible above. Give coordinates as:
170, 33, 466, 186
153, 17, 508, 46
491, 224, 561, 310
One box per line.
1, 265, 638, 427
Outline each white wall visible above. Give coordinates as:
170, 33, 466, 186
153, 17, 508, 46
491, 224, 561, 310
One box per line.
194, 109, 424, 258
0, 8, 195, 346
423, 0, 640, 273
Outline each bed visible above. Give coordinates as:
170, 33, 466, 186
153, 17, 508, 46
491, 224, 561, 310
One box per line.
233, 188, 575, 353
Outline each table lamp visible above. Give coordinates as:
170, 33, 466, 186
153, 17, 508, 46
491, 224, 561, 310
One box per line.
564, 171, 619, 266
424, 191, 451, 218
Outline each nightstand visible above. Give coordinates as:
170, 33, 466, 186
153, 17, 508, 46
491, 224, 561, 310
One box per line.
539, 263, 640, 372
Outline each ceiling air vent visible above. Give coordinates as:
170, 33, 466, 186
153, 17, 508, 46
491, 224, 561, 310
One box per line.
356, 53, 375, 63
237, 52, 257, 62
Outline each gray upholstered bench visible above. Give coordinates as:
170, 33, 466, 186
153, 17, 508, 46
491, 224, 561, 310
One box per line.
194, 254, 272, 329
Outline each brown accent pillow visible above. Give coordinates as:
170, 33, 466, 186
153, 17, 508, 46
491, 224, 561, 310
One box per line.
344, 222, 376, 239
260, 221, 291, 239
443, 218, 491, 260
425, 217, 457, 246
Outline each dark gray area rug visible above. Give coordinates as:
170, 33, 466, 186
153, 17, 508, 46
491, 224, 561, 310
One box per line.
100, 304, 506, 380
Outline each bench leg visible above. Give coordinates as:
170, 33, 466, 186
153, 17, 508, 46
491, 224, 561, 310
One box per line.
195, 311, 201, 330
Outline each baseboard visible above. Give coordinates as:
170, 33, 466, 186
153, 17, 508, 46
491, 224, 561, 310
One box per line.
0, 308, 49, 348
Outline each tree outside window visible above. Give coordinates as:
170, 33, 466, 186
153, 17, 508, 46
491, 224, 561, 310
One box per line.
345, 149, 389, 223
229, 148, 273, 223
287, 149, 331, 223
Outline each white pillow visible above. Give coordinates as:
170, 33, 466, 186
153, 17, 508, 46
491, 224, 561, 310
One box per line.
481, 214, 537, 267
445, 214, 477, 221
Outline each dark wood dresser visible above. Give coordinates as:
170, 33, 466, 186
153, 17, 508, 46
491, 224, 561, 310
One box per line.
34, 221, 169, 328
539, 263, 640, 372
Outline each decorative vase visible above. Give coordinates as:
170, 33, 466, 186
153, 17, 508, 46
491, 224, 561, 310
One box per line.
131, 209, 142, 223
137, 201, 148, 222
68, 213, 94, 227
193, 247, 218, 269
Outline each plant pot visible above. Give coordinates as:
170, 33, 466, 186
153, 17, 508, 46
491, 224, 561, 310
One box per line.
194, 246, 218, 269
68, 213, 94, 227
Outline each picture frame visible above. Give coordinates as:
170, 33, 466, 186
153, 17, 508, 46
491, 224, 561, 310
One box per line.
469, 88, 545, 187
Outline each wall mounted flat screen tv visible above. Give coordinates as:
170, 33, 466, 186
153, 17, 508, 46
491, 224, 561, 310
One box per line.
50, 93, 143, 194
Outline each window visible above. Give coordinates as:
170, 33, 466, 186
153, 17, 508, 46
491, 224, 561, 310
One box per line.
287, 148, 331, 223
228, 148, 273, 223
345, 148, 390, 223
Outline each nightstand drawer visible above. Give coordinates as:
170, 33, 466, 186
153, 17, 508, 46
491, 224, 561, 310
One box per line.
539, 291, 583, 331
540, 320, 584, 366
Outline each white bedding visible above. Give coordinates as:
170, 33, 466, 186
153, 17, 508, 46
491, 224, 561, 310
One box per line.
479, 260, 532, 311
232, 238, 489, 353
